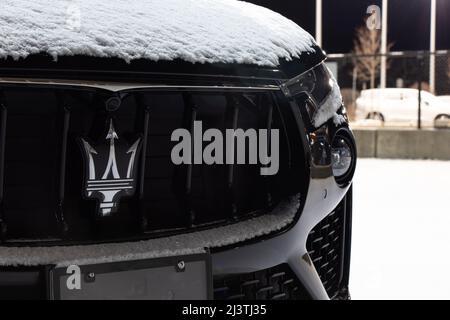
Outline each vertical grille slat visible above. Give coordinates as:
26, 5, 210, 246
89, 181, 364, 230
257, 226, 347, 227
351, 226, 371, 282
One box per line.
225, 95, 239, 219
55, 92, 70, 236
135, 93, 151, 231
0, 98, 7, 240
182, 93, 196, 227
261, 95, 273, 208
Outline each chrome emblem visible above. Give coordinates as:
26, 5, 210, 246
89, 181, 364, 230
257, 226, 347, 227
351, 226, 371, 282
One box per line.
79, 119, 141, 216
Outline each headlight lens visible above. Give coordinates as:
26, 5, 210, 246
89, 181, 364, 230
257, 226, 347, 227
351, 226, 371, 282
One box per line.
281, 63, 332, 107
281, 63, 342, 130
331, 129, 356, 186
331, 137, 352, 177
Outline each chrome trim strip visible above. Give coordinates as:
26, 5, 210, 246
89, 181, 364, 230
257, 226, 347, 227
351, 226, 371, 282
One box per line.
0, 77, 281, 92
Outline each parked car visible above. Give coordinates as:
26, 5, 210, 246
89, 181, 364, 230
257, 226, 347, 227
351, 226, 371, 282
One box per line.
437, 95, 450, 106
0, 0, 356, 300
355, 88, 450, 126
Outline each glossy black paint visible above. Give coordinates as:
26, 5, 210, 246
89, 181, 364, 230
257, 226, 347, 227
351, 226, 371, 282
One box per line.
0, 45, 326, 84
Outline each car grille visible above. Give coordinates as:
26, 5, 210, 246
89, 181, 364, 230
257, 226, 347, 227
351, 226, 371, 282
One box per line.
0, 86, 306, 245
213, 264, 310, 300
306, 197, 350, 299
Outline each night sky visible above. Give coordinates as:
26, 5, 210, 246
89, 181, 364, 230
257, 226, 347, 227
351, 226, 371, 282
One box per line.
247, 0, 450, 53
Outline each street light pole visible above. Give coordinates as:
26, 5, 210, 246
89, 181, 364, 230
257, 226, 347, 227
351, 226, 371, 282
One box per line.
418, 53, 424, 129
315, 0, 322, 47
429, 0, 436, 94
380, 0, 388, 88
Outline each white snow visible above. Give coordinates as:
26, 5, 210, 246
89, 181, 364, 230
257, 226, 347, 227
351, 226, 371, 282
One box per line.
313, 74, 343, 128
332, 113, 346, 126
0, 0, 316, 67
0, 194, 299, 267
351, 158, 450, 300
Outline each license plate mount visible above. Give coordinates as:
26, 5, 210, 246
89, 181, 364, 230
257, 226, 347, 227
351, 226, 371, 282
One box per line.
47, 252, 212, 300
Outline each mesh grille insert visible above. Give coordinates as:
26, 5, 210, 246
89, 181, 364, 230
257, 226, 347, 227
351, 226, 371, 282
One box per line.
306, 202, 346, 299
213, 264, 309, 300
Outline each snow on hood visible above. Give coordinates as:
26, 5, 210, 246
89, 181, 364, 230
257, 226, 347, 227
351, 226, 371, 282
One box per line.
0, 194, 300, 267
0, 0, 316, 67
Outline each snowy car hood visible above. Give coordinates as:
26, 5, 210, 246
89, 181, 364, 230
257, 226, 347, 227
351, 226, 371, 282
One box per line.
0, 0, 316, 67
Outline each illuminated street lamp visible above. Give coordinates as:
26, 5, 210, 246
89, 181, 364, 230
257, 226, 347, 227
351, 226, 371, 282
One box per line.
316, 0, 322, 47
380, 0, 388, 88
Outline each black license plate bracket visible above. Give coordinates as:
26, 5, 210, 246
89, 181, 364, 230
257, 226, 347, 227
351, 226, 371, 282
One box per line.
48, 252, 212, 300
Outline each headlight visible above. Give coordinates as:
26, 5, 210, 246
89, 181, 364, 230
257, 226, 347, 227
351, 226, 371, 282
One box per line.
332, 137, 352, 176
281, 63, 343, 129
331, 128, 356, 186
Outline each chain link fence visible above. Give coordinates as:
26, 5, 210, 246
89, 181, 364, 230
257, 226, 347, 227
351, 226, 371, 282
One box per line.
326, 51, 450, 128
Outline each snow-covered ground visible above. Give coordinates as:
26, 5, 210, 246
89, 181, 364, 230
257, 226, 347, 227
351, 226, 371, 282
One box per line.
350, 158, 450, 300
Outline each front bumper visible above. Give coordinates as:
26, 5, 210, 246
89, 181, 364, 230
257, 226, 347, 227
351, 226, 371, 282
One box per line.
0, 179, 351, 300
212, 176, 352, 300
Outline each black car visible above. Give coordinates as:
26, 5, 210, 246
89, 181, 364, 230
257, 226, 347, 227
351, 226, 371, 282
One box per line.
0, 0, 356, 300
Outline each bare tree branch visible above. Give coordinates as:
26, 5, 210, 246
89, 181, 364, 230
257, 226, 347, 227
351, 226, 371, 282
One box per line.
351, 24, 393, 88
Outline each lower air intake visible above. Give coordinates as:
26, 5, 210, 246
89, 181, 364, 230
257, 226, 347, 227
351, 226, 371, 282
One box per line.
213, 264, 310, 300
306, 193, 351, 300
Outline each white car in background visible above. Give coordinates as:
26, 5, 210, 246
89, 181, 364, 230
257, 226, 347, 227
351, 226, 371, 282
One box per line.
437, 95, 450, 106
355, 88, 450, 126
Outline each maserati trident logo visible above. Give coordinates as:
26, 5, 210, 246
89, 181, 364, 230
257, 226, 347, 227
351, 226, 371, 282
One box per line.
79, 119, 142, 216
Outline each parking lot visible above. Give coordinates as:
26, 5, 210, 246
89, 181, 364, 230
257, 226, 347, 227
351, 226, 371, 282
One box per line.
351, 158, 450, 299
